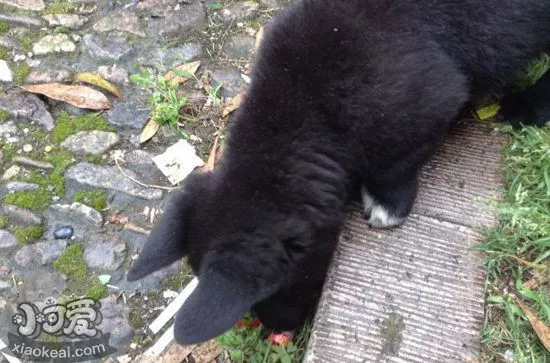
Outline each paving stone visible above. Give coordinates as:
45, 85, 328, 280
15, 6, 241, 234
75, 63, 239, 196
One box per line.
97, 65, 129, 86
65, 162, 164, 201
107, 101, 150, 129
33, 239, 67, 265
3, 182, 39, 193
146, 0, 206, 40
43, 14, 88, 29
98, 295, 134, 352
0, 230, 18, 250
61, 131, 119, 155
19, 270, 66, 303
93, 11, 146, 37
25, 69, 73, 83
32, 34, 76, 55
0, 0, 45, 11
0, 60, 13, 83
136, 43, 203, 68
210, 66, 247, 97
225, 34, 255, 59
44, 202, 103, 240
84, 236, 126, 271
0, 13, 43, 27
83, 33, 133, 61
0, 204, 42, 226
220, 1, 260, 22
0, 89, 55, 131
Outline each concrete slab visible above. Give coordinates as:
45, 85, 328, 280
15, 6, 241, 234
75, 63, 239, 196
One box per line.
304, 120, 506, 362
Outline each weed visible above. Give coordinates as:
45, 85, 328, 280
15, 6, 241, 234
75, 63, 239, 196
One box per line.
54, 26, 71, 34
216, 316, 312, 363
479, 125, 550, 361
21, 37, 33, 53
206, 2, 224, 10
0, 109, 8, 122
0, 22, 9, 35
13, 65, 30, 84
53, 244, 88, 281
45, 1, 76, 14
0, 48, 8, 61
13, 224, 44, 245
0, 215, 9, 229
86, 281, 108, 300
74, 189, 107, 211
51, 112, 114, 142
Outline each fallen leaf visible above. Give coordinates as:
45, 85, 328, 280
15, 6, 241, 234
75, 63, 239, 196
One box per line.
254, 26, 264, 52
161, 341, 195, 363
222, 91, 245, 118
189, 339, 222, 363
21, 83, 112, 110
140, 117, 161, 143
524, 269, 550, 290
202, 135, 220, 172
516, 298, 550, 352
165, 60, 201, 84
74, 72, 123, 99
476, 103, 500, 121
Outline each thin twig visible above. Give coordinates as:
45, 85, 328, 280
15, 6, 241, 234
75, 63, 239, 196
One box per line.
114, 157, 177, 191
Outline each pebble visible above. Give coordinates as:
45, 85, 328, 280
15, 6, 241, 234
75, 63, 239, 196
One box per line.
93, 11, 146, 37
2, 165, 21, 181
0, 0, 45, 11
13, 156, 54, 170
44, 145, 52, 153
60, 131, 119, 155
0, 204, 42, 225
32, 34, 76, 55
4, 181, 39, 193
0, 89, 55, 131
43, 14, 88, 29
53, 225, 74, 240
0, 230, 18, 249
22, 144, 33, 153
0, 60, 13, 83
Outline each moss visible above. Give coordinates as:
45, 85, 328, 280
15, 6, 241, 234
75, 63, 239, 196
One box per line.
42, 149, 75, 171
0, 48, 7, 61
13, 65, 30, 84
74, 190, 107, 211
45, 1, 76, 14
1, 142, 17, 162
0, 215, 9, 229
0, 110, 8, 122
4, 189, 52, 210
84, 154, 103, 164
51, 112, 115, 142
54, 26, 70, 34
53, 244, 88, 281
26, 169, 65, 197
86, 281, 108, 300
13, 224, 44, 245
0, 22, 9, 35
21, 37, 33, 53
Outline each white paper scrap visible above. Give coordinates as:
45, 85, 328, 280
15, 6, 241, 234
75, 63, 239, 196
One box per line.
152, 140, 204, 185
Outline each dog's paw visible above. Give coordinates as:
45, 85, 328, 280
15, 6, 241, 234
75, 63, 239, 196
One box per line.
361, 186, 404, 228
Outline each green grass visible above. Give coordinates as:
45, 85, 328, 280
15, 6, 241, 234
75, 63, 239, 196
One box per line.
4, 189, 53, 210
74, 189, 107, 211
516, 54, 550, 91
479, 125, 550, 362
21, 37, 33, 53
0, 215, 9, 229
44, 0, 76, 14
86, 281, 108, 301
0, 110, 8, 122
13, 65, 30, 84
216, 316, 312, 363
53, 244, 88, 281
0, 48, 8, 61
51, 112, 115, 142
0, 22, 9, 35
13, 224, 44, 245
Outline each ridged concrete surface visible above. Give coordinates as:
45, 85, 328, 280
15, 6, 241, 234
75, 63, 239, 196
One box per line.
305, 120, 505, 362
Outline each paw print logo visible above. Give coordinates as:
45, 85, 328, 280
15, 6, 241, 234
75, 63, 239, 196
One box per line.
12, 314, 24, 326
36, 313, 45, 324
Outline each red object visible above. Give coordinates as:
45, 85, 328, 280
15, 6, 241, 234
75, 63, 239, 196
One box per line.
235, 318, 262, 328
268, 331, 294, 347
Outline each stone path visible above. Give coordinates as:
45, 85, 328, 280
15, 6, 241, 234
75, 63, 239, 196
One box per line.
0, 0, 288, 362
305, 120, 505, 362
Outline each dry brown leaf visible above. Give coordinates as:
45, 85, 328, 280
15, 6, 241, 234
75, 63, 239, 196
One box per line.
202, 135, 220, 172
74, 72, 123, 99
165, 60, 201, 84
140, 117, 161, 143
254, 26, 265, 52
524, 269, 550, 290
161, 341, 195, 363
189, 339, 222, 363
222, 92, 245, 118
516, 299, 550, 352
21, 83, 112, 110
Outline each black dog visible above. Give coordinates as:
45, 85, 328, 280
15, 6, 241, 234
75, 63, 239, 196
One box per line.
127, 0, 550, 345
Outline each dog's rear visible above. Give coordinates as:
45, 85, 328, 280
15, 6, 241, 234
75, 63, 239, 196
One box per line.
127, 0, 550, 345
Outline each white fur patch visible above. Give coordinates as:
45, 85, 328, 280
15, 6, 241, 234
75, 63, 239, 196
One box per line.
361, 185, 376, 215
367, 205, 404, 228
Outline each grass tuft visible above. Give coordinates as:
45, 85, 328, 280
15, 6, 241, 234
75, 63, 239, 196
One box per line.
480, 124, 550, 361
53, 244, 88, 281
13, 224, 44, 245
74, 189, 107, 211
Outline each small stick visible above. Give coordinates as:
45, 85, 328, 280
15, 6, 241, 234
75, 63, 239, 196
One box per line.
148, 277, 199, 335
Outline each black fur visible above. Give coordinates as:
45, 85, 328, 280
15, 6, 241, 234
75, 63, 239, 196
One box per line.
128, 0, 550, 345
